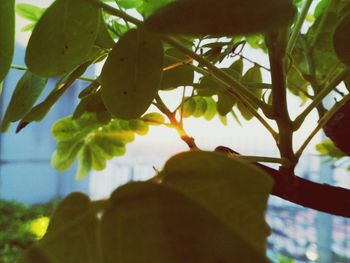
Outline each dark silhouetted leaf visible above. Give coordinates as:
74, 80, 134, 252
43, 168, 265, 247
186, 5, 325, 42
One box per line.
1, 71, 47, 132
333, 14, 350, 67
0, 0, 15, 84
145, 0, 296, 36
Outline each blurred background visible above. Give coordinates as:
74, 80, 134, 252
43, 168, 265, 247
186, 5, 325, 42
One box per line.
0, 0, 349, 262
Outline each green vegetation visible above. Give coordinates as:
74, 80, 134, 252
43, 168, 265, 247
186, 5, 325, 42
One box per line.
0, 200, 56, 263
0, 0, 350, 261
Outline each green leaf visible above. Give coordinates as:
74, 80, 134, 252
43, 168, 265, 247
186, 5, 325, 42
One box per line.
182, 97, 196, 117
161, 151, 273, 257
217, 92, 236, 116
287, 66, 309, 104
101, 28, 163, 119
0, 0, 15, 84
129, 119, 149, 135
333, 13, 350, 67
203, 97, 217, 121
51, 140, 85, 172
95, 16, 115, 49
229, 58, 244, 75
145, 0, 296, 36
141, 112, 165, 125
192, 96, 207, 118
19, 193, 100, 263
1, 71, 47, 132
139, 0, 172, 17
16, 62, 90, 133
316, 139, 346, 159
218, 113, 228, 125
76, 146, 93, 180
101, 151, 272, 262
25, 0, 99, 77
161, 48, 194, 90
117, 0, 143, 9
237, 64, 262, 121
16, 3, 45, 22
51, 113, 153, 178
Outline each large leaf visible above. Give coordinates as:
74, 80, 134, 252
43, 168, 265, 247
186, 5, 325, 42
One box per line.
1, 71, 47, 132
19, 193, 101, 263
100, 151, 272, 262
333, 13, 350, 67
161, 151, 273, 256
0, 0, 15, 84
101, 28, 163, 119
145, 0, 296, 36
139, 0, 172, 17
25, 0, 99, 77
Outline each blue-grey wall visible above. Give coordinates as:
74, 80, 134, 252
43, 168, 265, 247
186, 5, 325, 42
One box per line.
0, 44, 92, 204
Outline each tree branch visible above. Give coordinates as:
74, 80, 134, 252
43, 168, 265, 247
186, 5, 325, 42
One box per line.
216, 146, 350, 218
260, 164, 350, 218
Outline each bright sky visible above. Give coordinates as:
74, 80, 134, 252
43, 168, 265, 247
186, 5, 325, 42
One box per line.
14, 0, 325, 164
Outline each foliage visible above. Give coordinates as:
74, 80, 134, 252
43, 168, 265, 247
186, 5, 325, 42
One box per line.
18, 152, 273, 263
1, 0, 350, 261
0, 199, 57, 263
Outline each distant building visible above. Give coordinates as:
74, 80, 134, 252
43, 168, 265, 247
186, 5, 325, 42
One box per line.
0, 44, 91, 204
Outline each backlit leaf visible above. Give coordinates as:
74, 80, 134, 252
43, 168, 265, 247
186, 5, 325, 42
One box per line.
101, 28, 163, 119
25, 0, 99, 77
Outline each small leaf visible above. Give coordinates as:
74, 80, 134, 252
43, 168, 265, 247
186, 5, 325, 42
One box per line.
217, 92, 236, 116
192, 96, 207, 118
117, 0, 143, 9
101, 28, 163, 119
16, 62, 90, 132
95, 16, 115, 49
141, 112, 165, 125
1, 71, 47, 132
76, 146, 93, 180
182, 97, 196, 117
129, 119, 149, 135
139, 0, 172, 17
229, 58, 244, 75
218, 114, 228, 125
51, 140, 85, 172
203, 97, 217, 121
25, 0, 99, 77
145, 0, 296, 36
16, 3, 45, 22
161, 48, 194, 90
0, 0, 15, 84
333, 13, 350, 67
